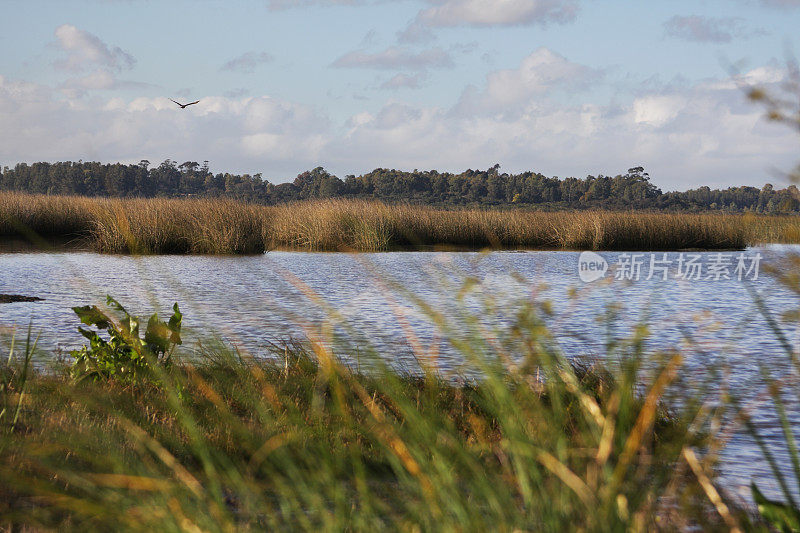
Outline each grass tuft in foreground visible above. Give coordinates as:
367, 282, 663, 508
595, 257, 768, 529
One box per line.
0, 344, 715, 530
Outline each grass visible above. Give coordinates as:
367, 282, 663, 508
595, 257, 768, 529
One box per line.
1, 191, 799, 529
0, 242, 797, 530
0, 335, 733, 531
2, 192, 800, 253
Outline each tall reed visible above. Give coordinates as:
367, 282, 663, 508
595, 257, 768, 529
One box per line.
91, 198, 265, 254
0, 192, 96, 239
1, 192, 798, 253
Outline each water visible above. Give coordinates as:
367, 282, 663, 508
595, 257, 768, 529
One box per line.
1, 247, 799, 504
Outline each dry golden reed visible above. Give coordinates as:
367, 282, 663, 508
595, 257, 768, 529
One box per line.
0, 192, 798, 253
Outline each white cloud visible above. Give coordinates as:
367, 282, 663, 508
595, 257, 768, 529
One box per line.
332, 46, 455, 70
703, 65, 785, 90
633, 95, 685, 126
399, 0, 579, 44
0, 59, 796, 189
53, 24, 135, 72
51, 24, 144, 96
417, 0, 579, 27
0, 78, 330, 176
330, 61, 795, 189
455, 47, 599, 115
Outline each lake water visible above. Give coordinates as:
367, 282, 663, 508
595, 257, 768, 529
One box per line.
1, 247, 799, 504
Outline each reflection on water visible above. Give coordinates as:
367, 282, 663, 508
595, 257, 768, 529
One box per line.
0, 247, 799, 503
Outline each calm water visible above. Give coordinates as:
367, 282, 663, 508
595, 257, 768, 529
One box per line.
1, 247, 799, 503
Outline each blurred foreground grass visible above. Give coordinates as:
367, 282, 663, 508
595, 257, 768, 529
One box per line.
0, 287, 763, 532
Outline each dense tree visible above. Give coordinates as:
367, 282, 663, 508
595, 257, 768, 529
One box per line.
0, 160, 798, 212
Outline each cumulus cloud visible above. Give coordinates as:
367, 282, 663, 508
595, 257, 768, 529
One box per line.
53, 24, 135, 72
455, 47, 599, 115
632, 95, 686, 127
220, 51, 274, 73
0, 60, 796, 189
663, 15, 761, 43
51, 24, 144, 95
332, 62, 796, 189
416, 0, 579, 27
332, 71, 796, 189
331, 46, 454, 70
0, 77, 330, 176
703, 65, 785, 90
398, 0, 579, 44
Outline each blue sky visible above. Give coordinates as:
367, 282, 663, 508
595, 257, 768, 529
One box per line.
0, 0, 798, 189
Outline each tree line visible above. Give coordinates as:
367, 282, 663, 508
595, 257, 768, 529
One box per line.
1, 160, 799, 212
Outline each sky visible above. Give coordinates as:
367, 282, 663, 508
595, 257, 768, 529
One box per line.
0, 0, 798, 190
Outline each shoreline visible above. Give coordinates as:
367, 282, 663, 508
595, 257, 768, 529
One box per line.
0, 242, 765, 255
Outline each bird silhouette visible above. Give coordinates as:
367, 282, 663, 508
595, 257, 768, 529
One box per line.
169, 98, 200, 109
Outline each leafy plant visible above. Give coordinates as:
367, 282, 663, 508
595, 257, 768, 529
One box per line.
70, 295, 182, 382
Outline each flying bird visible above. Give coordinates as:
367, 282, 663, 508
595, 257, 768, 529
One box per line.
169, 98, 200, 109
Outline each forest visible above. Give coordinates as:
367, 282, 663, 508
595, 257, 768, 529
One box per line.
1, 160, 799, 212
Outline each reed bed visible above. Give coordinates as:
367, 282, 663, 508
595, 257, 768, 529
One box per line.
2, 220, 798, 529
0, 193, 96, 240
92, 198, 265, 254
1, 192, 799, 253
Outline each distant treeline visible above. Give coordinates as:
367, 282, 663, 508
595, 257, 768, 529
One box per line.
2, 160, 799, 212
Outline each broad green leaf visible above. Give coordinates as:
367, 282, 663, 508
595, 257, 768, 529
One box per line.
144, 313, 170, 354
105, 295, 128, 315
77, 327, 101, 342
72, 305, 111, 329
168, 303, 182, 345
